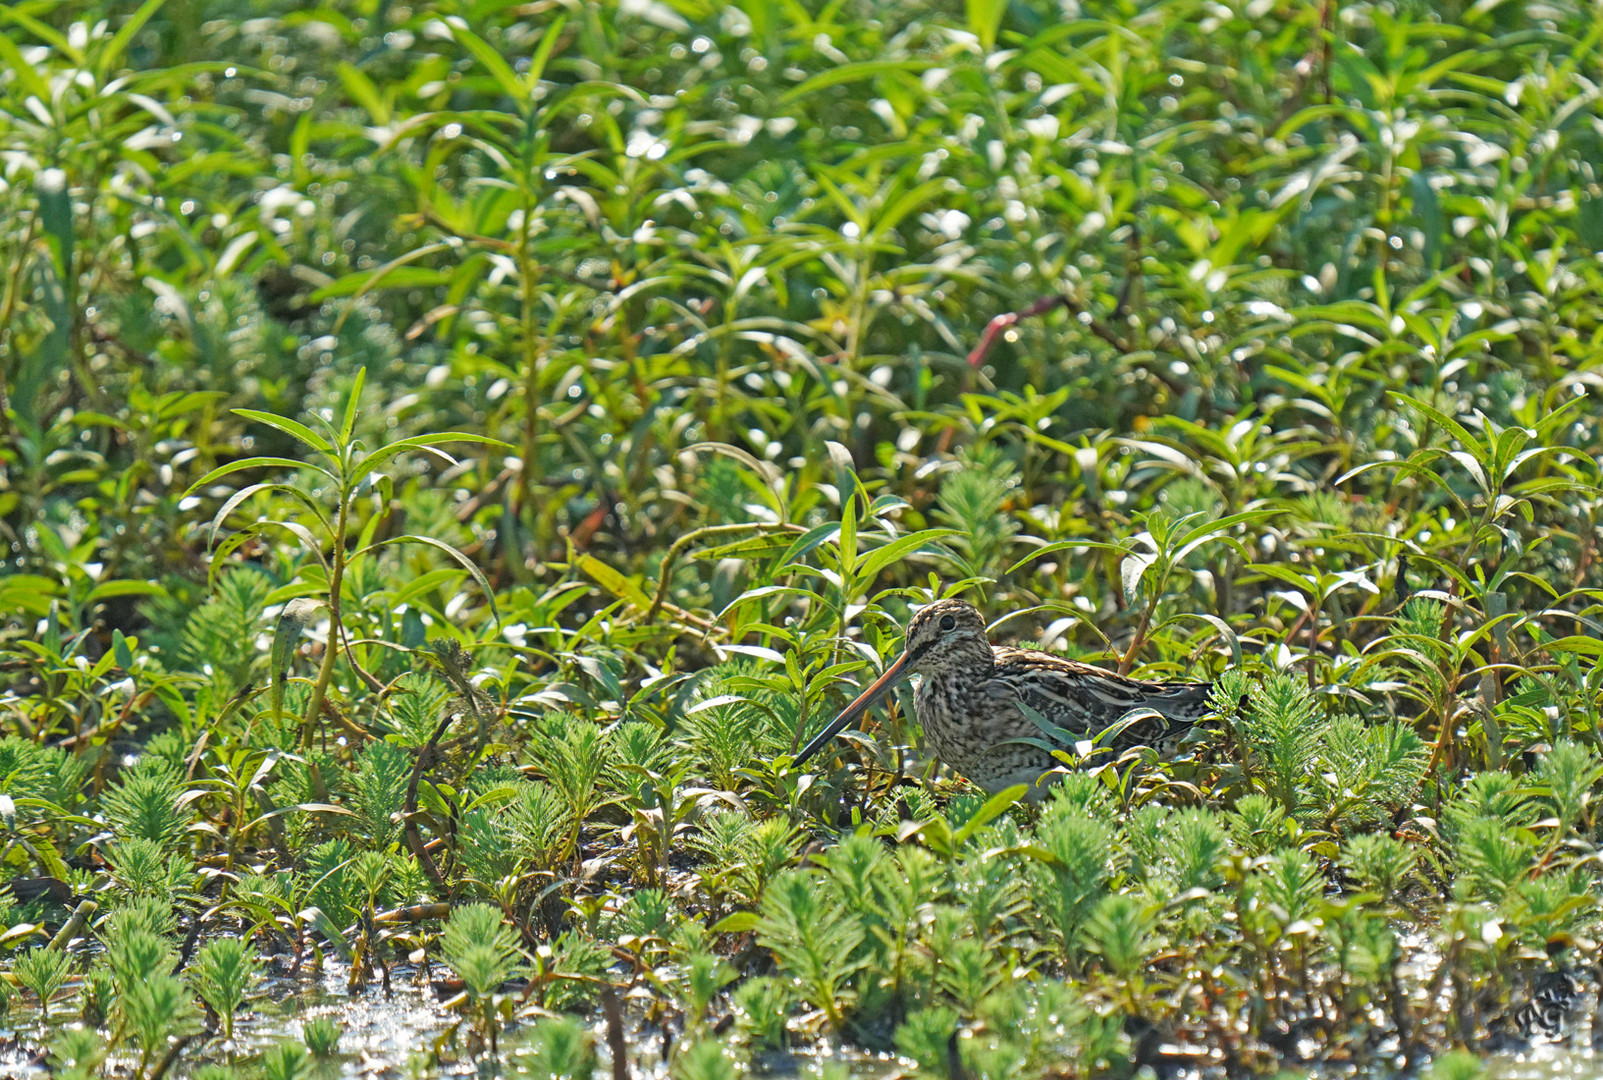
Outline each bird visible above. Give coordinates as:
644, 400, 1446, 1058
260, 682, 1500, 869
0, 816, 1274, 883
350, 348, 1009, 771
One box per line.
793, 598, 1215, 797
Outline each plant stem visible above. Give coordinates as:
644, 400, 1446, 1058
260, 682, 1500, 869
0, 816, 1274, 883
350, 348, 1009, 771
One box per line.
1119, 593, 1158, 676
518, 204, 543, 540
645, 522, 784, 621
301, 491, 350, 748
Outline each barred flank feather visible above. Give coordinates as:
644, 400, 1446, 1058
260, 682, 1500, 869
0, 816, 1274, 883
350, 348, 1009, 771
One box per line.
993, 647, 1212, 747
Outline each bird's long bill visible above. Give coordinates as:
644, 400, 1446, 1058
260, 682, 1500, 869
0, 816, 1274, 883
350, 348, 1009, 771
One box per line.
793, 650, 915, 767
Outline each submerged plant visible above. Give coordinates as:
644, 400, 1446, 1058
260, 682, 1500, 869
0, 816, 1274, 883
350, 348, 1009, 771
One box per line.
260, 1043, 312, 1080
303, 1016, 341, 1057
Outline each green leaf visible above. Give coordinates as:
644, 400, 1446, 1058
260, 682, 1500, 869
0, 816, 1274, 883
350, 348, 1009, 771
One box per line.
577, 553, 652, 611
27, 836, 71, 881
335, 61, 389, 124
0, 31, 51, 100
355, 432, 511, 477
111, 629, 134, 671
694, 534, 798, 561
1006, 538, 1130, 574
524, 14, 567, 89
207, 482, 332, 545
710, 911, 759, 934
1121, 550, 1156, 604
205, 520, 327, 590
965, 0, 1008, 50
775, 522, 842, 570
0, 924, 46, 948
874, 178, 951, 236
952, 784, 1027, 846
184, 457, 335, 498
304, 906, 353, 960
312, 241, 453, 304
1543, 637, 1603, 658
340, 367, 366, 444
451, 24, 525, 102
252, 802, 357, 824
781, 60, 933, 103
232, 409, 333, 455
1391, 393, 1481, 456
838, 493, 857, 578
1167, 613, 1242, 668
1172, 510, 1278, 562
99, 0, 169, 77
357, 535, 500, 623
86, 579, 170, 604
856, 528, 962, 582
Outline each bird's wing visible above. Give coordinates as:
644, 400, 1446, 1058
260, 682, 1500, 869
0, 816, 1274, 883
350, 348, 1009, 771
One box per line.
989, 646, 1213, 747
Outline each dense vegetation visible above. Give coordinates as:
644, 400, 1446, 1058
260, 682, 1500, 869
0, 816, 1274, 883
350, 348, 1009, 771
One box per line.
4, 0, 1603, 1075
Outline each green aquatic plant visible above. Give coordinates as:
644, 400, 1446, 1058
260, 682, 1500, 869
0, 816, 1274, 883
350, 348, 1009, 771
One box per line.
1082, 892, 1157, 980
754, 871, 866, 1031
181, 368, 505, 749
523, 1017, 597, 1080
121, 970, 200, 1075
1029, 806, 1117, 967
349, 740, 412, 851
673, 1038, 740, 1080
302, 1015, 342, 1057
101, 760, 191, 849
678, 949, 737, 1038
438, 903, 524, 1055
190, 937, 260, 1043
540, 931, 611, 1013
260, 1043, 312, 1080
1342, 832, 1419, 903
104, 839, 190, 902
13, 947, 71, 1017
48, 1028, 106, 1080
732, 976, 793, 1051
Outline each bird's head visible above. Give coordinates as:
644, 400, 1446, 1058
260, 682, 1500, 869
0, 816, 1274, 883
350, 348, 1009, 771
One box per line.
792, 597, 991, 768
901, 598, 991, 674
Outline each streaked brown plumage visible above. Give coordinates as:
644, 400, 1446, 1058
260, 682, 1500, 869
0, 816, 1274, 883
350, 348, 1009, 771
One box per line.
795, 598, 1214, 797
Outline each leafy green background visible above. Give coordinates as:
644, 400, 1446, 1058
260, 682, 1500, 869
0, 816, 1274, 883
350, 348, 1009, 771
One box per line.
3, 0, 1603, 1075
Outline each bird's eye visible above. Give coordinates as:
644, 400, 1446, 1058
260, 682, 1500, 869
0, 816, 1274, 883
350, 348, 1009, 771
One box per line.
939, 614, 956, 631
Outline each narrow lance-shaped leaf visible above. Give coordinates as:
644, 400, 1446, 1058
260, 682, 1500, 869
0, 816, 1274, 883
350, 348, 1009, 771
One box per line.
356, 535, 501, 624
838, 492, 857, 580
776, 522, 843, 571
231, 409, 333, 455
184, 457, 336, 498
522, 14, 568, 92
99, 0, 169, 78
355, 432, 512, 478
340, 367, 367, 444
856, 528, 962, 582
450, 23, 526, 103
207, 482, 332, 546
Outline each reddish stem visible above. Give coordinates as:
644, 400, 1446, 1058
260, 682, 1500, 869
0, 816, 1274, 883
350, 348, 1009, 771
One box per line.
965, 295, 1072, 367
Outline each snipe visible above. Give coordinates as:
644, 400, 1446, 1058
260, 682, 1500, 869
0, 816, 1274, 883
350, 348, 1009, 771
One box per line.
794, 598, 1214, 797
